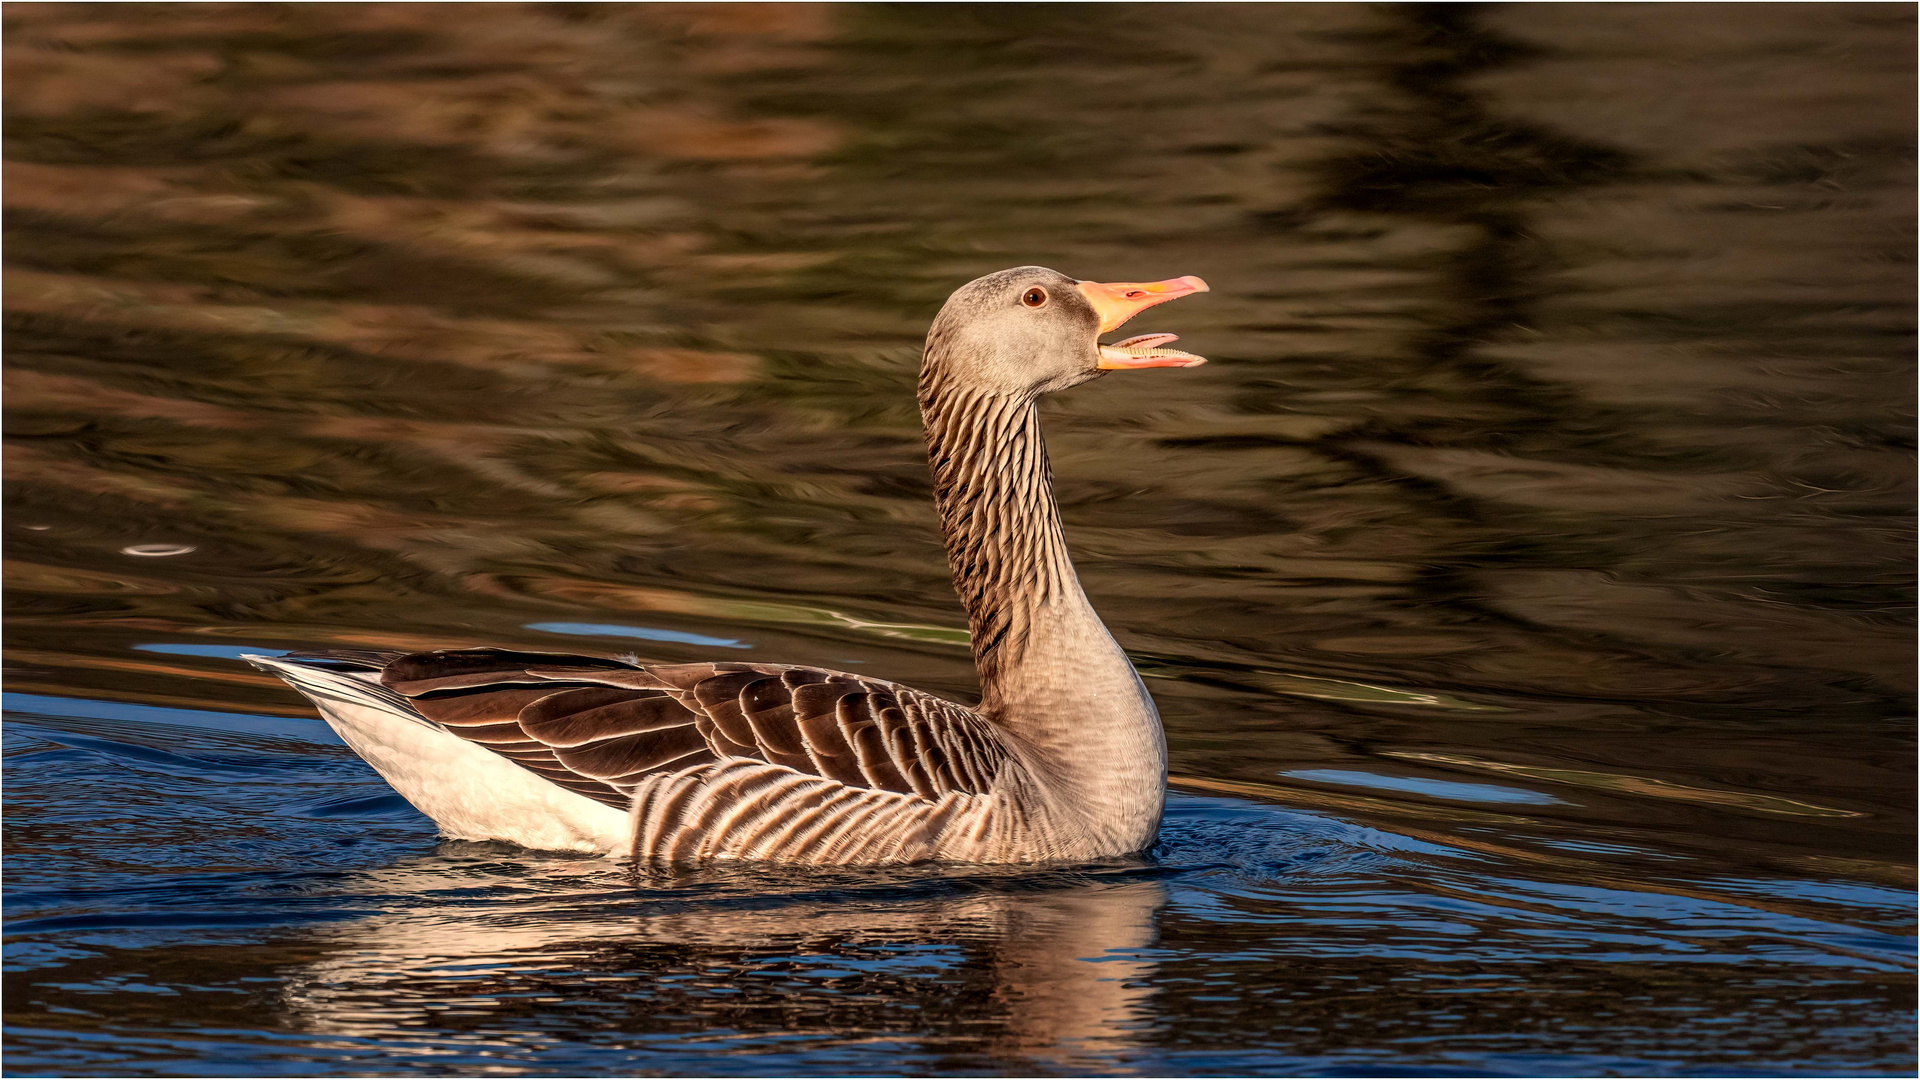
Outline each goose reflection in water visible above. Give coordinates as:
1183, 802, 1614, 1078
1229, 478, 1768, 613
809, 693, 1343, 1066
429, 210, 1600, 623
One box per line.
277, 857, 1168, 1067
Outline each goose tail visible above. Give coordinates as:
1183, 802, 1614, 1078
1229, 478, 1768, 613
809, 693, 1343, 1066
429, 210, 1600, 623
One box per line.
245, 651, 634, 855
244, 652, 429, 728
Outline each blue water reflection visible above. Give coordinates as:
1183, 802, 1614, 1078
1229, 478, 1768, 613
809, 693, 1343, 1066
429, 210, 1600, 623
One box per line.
6, 694, 1912, 1074
134, 644, 288, 660
1282, 768, 1568, 806
524, 622, 751, 649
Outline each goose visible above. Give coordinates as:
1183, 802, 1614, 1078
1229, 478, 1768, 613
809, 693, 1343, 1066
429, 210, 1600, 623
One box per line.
250, 266, 1210, 864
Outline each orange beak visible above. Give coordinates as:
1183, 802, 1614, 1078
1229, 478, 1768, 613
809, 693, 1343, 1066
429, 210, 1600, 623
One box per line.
1075, 276, 1210, 369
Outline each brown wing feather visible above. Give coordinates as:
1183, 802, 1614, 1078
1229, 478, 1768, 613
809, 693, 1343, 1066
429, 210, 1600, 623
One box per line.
365, 649, 1009, 813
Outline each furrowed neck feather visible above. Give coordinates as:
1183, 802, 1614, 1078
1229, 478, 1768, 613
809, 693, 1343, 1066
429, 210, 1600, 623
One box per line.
918, 365, 1078, 697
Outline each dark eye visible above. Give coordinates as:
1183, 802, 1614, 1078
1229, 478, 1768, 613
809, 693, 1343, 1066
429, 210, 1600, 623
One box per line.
1021, 287, 1048, 308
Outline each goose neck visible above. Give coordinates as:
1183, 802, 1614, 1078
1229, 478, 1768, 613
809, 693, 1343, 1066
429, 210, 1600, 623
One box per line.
919, 384, 1075, 698
918, 373, 1167, 850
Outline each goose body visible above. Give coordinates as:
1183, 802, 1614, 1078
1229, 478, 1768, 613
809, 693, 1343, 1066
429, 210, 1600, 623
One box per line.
251, 266, 1210, 864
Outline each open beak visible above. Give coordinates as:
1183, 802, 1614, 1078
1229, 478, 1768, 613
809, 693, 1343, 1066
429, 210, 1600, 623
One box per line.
1075, 276, 1210, 369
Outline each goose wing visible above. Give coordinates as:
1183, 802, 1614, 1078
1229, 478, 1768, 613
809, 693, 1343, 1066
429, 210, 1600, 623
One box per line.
338, 648, 1010, 811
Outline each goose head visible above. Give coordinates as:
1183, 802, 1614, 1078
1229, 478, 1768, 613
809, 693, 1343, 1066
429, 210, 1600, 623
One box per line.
924, 266, 1209, 397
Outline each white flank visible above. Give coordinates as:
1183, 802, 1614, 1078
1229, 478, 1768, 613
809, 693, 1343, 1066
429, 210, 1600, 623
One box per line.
246, 656, 632, 855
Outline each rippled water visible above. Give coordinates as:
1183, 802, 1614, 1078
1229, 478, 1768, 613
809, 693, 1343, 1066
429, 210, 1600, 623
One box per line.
4, 4, 1914, 1075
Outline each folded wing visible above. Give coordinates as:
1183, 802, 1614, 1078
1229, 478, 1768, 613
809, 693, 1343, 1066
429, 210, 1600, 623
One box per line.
331, 648, 1010, 811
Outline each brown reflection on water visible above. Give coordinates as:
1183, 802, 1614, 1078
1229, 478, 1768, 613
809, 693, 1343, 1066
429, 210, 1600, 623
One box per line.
271, 866, 1164, 1069
4, 2, 1913, 886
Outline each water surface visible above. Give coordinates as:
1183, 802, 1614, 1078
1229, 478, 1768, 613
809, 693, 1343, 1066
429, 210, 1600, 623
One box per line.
4, 3, 1914, 1075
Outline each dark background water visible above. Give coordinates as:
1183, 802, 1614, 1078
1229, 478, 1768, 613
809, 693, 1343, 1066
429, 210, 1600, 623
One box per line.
3, 3, 1914, 1075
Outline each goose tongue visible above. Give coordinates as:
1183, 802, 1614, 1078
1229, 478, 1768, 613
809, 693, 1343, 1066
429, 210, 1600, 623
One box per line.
1098, 333, 1206, 369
